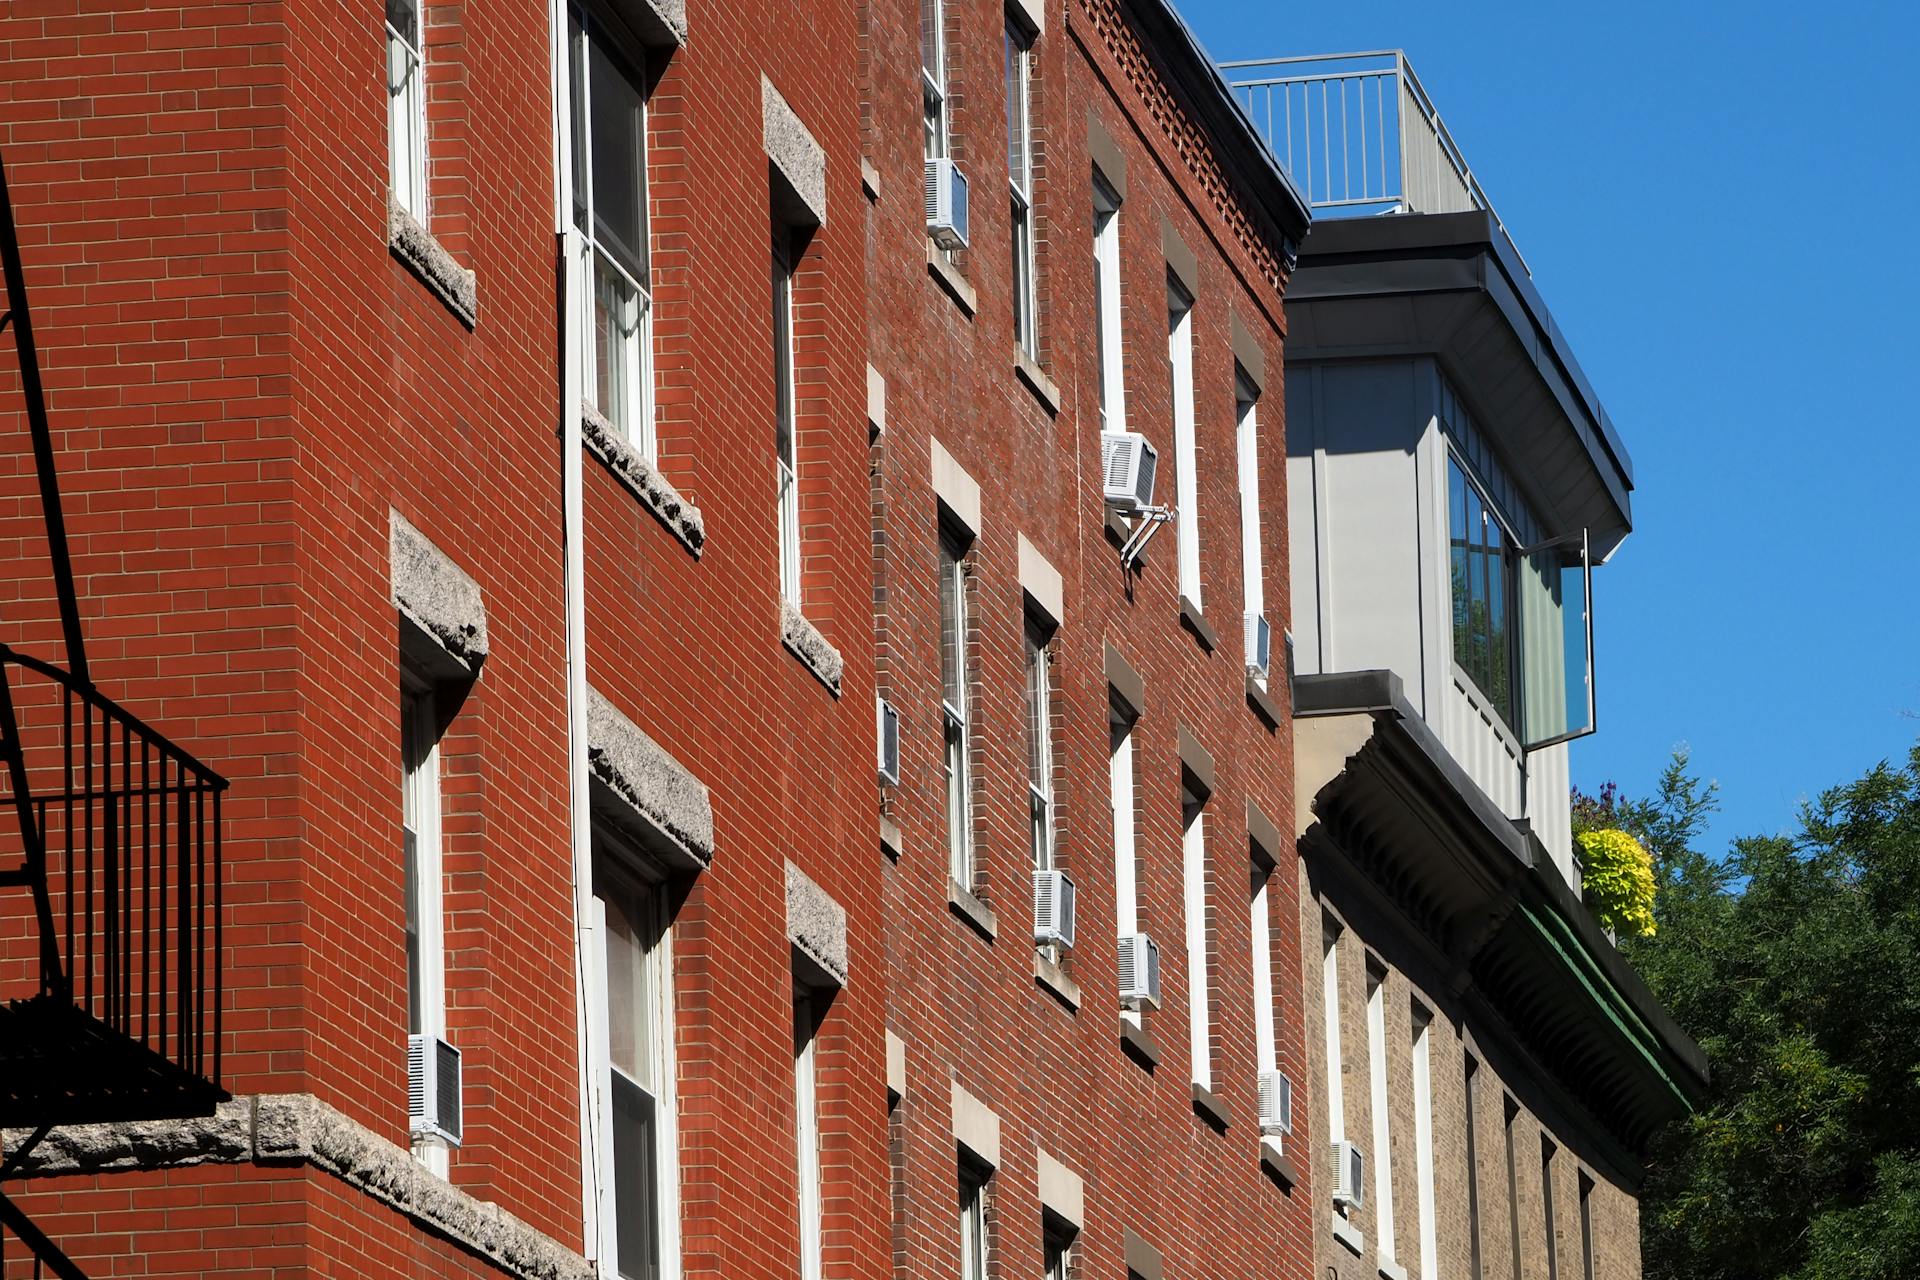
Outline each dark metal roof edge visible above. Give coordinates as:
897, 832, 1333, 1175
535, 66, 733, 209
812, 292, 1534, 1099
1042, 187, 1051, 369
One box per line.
1123, 0, 1313, 249
1296, 669, 1707, 1099
1294, 210, 1635, 493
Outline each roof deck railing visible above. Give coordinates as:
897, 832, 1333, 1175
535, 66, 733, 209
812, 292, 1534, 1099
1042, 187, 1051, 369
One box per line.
1220, 50, 1529, 275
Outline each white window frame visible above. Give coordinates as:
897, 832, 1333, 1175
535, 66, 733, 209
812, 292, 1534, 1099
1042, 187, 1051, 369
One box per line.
1249, 858, 1277, 1085
568, 11, 657, 458
1109, 700, 1139, 1025
386, 0, 427, 220
588, 863, 681, 1280
1182, 777, 1211, 1091
1235, 372, 1264, 679
1092, 175, 1124, 430
1005, 20, 1037, 359
774, 230, 801, 603
941, 531, 973, 886
921, 0, 950, 163
401, 680, 448, 1177
1024, 616, 1054, 873
1412, 1003, 1440, 1280
1322, 924, 1346, 1152
1167, 273, 1200, 608
958, 1158, 989, 1280
1367, 964, 1398, 1262
795, 997, 823, 1280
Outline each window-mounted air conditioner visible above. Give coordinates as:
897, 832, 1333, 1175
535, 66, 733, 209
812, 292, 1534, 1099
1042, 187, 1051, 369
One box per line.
1328, 1138, 1365, 1210
1032, 869, 1076, 951
924, 157, 970, 251
1117, 932, 1161, 1010
1258, 1069, 1293, 1137
408, 1033, 463, 1146
1101, 431, 1158, 513
1244, 612, 1272, 681
876, 696, 901, 786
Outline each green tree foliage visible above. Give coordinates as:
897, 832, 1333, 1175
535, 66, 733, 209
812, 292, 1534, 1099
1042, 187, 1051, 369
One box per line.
1589, 745, 1920, 1280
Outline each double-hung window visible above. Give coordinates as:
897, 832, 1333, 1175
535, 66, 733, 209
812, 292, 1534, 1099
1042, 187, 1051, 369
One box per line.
1366, 963, 1397, 1263
1092, 175, 1124, 428
794, 997, 823, 1280
1167, 274, 1200, 606
1005, 22, 1037, 357
958, 1159, 990, 1280
1321, 923, 1347, 1161
773, 231, 801, 602
921, 0, 950, 163
1109, 697, 1138, 1001
401, 683, 447, 1174
386, 0, 427, 218
1235, 372, 1265, 673
1024, 617, 1054, 871
597, 870, 676, 1280
1181, 773, 1211, 1090
568, 13, 655, 454
940, 530, 973, 885
1412, 1002, 1440, 1280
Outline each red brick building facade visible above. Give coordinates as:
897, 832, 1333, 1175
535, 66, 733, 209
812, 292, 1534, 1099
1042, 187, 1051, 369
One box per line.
0, 1, 1324, 1279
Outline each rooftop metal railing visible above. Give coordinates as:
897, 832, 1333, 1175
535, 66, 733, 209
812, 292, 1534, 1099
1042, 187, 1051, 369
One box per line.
1220, 50, 1529, 275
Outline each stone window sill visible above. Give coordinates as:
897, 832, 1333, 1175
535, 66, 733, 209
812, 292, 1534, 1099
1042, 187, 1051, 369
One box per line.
927, 240, 977, 317
1332, 1210, 1365, 1256
1245, 672, 1282, 728
1014, 350, 1061, 416
1034, 951, 1080, 1010
1190, 1081, 1231, 1133
1379, 1260, 1409, 1280
947, 878, 997, 940
1179, 593, 1218, 653
1259, 1135, 1298, 1189
781, 599, 844, 696
581, 405, 706, 556
1119, 1016, 1160, 1070
388, 200, 476, 328
880, 816, 903, 861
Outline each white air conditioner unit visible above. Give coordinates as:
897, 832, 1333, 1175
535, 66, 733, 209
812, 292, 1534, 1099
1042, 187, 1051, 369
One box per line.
1328, 1138, 1365, 1209
1244, 612, 1272, 681
408, 1033, 463, 1146
876, 696, 901, 785
1117, 932, 1161, 1010
1101, 431, 1158, 512
1032, 869, 1076, 951
1258, 1069, 1293, 1136
924, 157, 970, 250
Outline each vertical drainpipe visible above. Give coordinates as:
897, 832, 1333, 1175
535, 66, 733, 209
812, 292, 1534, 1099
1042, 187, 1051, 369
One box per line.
548, 1, 602, 1268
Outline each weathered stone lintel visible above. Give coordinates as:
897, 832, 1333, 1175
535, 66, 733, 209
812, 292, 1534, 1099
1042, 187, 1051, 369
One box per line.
3, 1095, 592, 1280
762, 75, 827, 228
786, 860, 848, 989
581, 404, 705, 556
586, 687, 715, 871
388, 201, 478, 328
391, 509, 488, 677
781, 600, 844, 696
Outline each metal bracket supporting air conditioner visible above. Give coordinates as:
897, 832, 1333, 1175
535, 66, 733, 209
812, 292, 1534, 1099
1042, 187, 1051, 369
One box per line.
1118, 504, 1173, 569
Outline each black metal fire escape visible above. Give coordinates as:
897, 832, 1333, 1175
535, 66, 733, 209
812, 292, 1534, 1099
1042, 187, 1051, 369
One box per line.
0, 147, 228, 1279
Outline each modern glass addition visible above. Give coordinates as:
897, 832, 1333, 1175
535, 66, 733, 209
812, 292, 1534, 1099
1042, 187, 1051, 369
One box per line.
1005, 23, 1037, 358
569, 12, 654, 453
1443, 388, 1595, 749
385, 0, 426, 219
940, 531, 972, 885
773, 231, 800, 603
1024, 618, 1053, 871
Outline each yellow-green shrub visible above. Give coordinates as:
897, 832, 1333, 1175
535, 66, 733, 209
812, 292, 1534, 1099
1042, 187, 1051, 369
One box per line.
1576, 827, 1657, 938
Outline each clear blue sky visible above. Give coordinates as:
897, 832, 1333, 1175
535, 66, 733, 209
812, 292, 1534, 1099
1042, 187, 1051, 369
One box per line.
1188, 0, 1919, 855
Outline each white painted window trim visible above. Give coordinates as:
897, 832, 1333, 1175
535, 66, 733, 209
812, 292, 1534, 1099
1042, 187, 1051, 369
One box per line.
774, 232, 801, 604
1026, 618, 1054, 873
1367, 966, 1398, 1262
1249, 861, 1276, 1077
1182, 790, 1211, 1090
386, 0, 428, 221
1321, 925, 1346, 1149
1092, 175, 1125, 431
568, 12, 658, 459
1167, 274, 1201, 609
587, 872, 681, 1280
795, 1000, 823, 1280
941, 533, 974, 886
401, 681, 449, 1178
1235, 375, 1264, 679
1110, 711, 1138, 1025
1412, 1004, 1440, 1280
